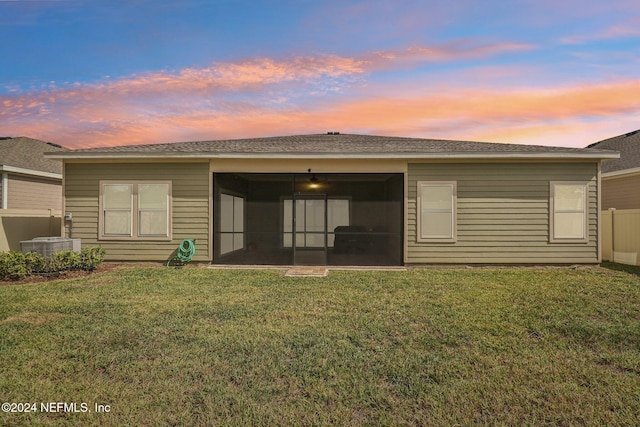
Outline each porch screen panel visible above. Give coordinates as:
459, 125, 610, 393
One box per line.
220, 193, 244, 255
327, 199, 349, 246
295, 199, 305, 247
233, 195, 244, 251
283, 199, 293, 247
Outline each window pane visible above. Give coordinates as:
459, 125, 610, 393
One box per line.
555, 185, 585, 211
283, 232, 292, 247
220, 194, 234, 232
554, 212, 585, 239
220, 233, 233, 255
306, 200, 325, 232
306, 233, 325, 247
139, 184, 168, 209
104, 184, 132, 209
421, 211, 453, 239
233, 196, 244, 232
421, 185, 453, 211
139, 211, 168, 236
104, 211, 131, 235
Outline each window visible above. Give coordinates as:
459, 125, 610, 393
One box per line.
219, 193, 244, 255
283, 198, 350, 248
550, 182, 588, 242
103, 184, 133, 236
100, 181, 171, 240
417, 181, 456, 242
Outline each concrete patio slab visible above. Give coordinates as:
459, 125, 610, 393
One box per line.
284, 267, 329, 277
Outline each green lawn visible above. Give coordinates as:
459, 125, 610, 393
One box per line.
1, 265, 639, 426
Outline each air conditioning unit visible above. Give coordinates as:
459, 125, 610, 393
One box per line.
20, 237, 81, 258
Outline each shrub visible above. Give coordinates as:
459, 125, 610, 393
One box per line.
49, 250, 82, 272
24, 251, 47, 275
0, 246, 105, 280
80, 247, 106, 271
0, 251, 27, 280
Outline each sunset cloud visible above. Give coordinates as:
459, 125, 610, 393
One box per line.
364, 41, 533, 70
0, 41, 537, 147
561, 22, 640, 44
2, 40, 529, 104
1, 40, 637, 149
5, 72, 638, 149
2, 0, 639, 152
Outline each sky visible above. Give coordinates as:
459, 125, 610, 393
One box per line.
1, 0, 639, 149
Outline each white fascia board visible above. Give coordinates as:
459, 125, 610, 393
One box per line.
602, 166, 640, 178
46, 151, 620, 161
0, 165, 62, 180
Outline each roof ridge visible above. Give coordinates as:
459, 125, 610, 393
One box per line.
66, 132, 603, 153
45, 133, 618, 161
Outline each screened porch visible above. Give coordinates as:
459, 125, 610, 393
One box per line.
212, 173, 403, 266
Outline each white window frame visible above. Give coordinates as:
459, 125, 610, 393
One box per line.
99, 180, 172, 241
416, 181, 457, 243
549, 181, 589, 243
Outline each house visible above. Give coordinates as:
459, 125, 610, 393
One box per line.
587, 130, 640, 266
46, 133, 618, 265
0, 137, 68, 251
0, 136, 67, 210
586, 130, 640, 210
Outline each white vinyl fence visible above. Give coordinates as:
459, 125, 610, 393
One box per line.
602, 208, 640, 266
0, 209, 62, 252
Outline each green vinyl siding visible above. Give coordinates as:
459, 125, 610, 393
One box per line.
407, 163, 598, 264
64, 162, 210, 261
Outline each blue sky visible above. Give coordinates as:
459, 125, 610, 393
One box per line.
1, 0, 639, 148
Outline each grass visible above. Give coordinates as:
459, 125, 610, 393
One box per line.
0, 265, 639, 426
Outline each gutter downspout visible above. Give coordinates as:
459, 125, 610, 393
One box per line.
1, 173, 8, 209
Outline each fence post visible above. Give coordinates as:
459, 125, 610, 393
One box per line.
609, 208, 616, 263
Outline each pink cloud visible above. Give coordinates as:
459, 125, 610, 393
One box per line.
18, 78, 637, 148
98, 55, 367, 95
2, 41, 529, 114
0, 41, 532, 127
1, 46, 638, 149
562, 21, 640, 44
364, 41, 533, 70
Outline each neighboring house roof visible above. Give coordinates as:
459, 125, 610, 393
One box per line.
586, 130, 640, 174
47, 133, 618, 160
0, 136, 67, 178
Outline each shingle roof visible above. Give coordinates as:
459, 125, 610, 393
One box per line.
586, 130, 640, 173
49, 133, 617, 159
0, 137, 67, 175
